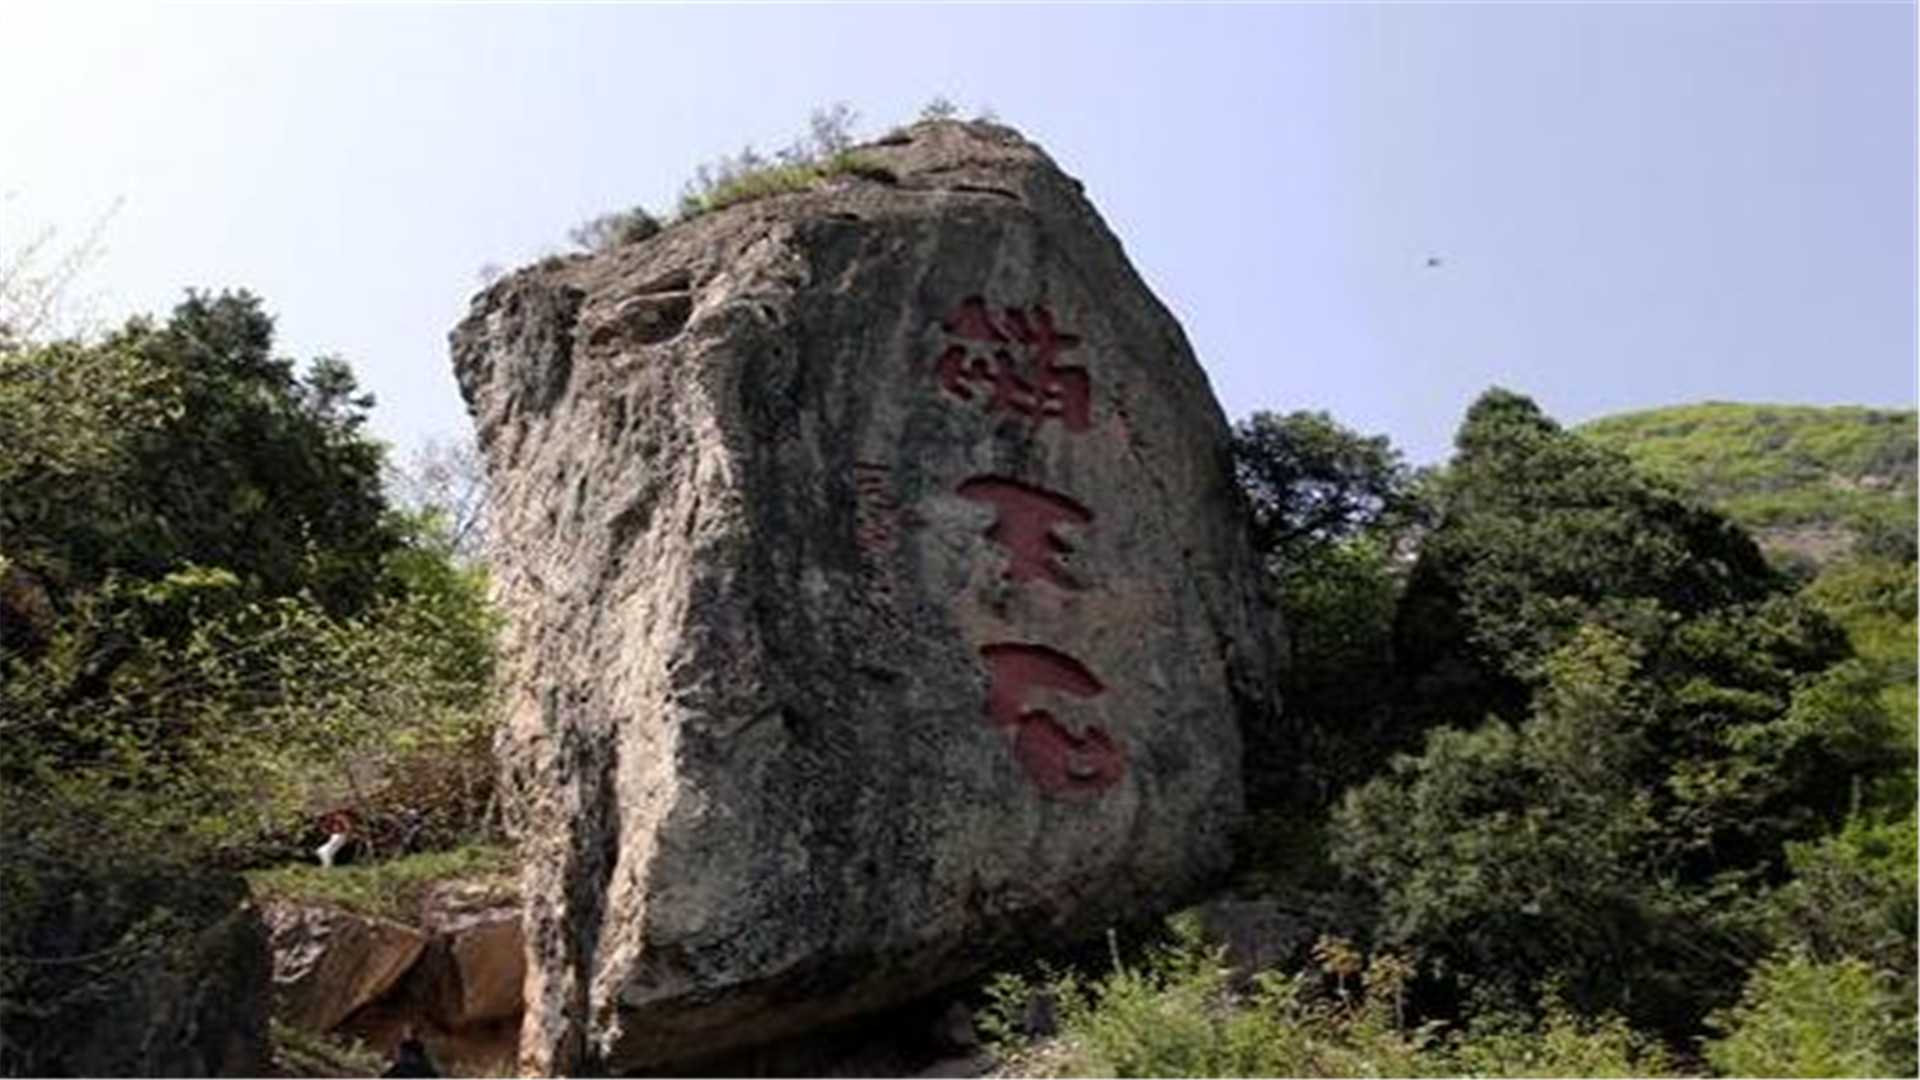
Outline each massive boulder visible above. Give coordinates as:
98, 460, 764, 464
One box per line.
453, 119, 1279, 1073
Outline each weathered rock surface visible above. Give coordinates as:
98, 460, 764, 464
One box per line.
264, 901, 428, 1032
415, 880, 527, 1029
54, 894, 270, 1077
453, 119, 1280, 1073
263, 880, 526, 1071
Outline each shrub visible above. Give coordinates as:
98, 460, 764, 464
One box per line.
674, 104, 894, 220
1703, 951, 1909, 1078
980, 920, 1441, 1078
567, 206, 661, 252
0, 800, 253, 1075
675, 148, 893, 219
1442, 997, 1672, 1078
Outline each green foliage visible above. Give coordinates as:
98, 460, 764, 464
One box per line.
1334, 626, 1700, 1024
676, 148, 894, 219
1329, 390, 1895, 1034
1703, 951, 1911, 1078
1231, 410, 1429, 810
1232, 410, 1422, 566
1441, 987, 1674, 1078
1801, 556, 1918, 804
269, 1020, 389, 1079
0, 292, 504, 1072
0, 291, 398, 612
1760, 813, 1919, 1071
980, 919, 1679, 1079
674, 104, 896, 220
0, 557, 499, 861
0, 799, 250, 1075
568, 205, 662, 252
983, 921, 1438, 1078
246, 845, 514, 922
919, 95, 961, 121
1396, 390, 1784, 722
1579, 402, 1917, 567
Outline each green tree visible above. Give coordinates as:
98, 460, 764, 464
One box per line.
1331, 389, 1894, 1034
1, 291, 397, 616
1393, 388, 1785, 735
1232, 409, 1419, 567
0, 291, 503, 1072
1231, 411, 1429, 811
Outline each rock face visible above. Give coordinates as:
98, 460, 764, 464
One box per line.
414, 881, 527, 1031
265, 902, 428, 1032
452, 120, 1279, 1073
54, 895, 270, 1078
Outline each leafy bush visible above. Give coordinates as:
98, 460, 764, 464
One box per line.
269, 1020, 388, 1079
979, 918, 1684, 1078
1441, 988, 1673, 1078
0, 292, 397, 614
982, 922, 1437, 1078
674, 104, 895, 220
676, 147, 893, 219
1703, 951, 1910, 1078
567, 206, 661, 252
1, 543, 499, 864
919, 95, 960, 121
0, 796, 257, 1075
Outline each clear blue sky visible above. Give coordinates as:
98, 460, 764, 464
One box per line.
5, 2, 1913, 464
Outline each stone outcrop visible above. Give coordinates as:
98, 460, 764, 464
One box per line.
452, 119, 1279, 1073
264, 902, 427, 1032
264, 878, 525, 1070
414, 880, 527, 1031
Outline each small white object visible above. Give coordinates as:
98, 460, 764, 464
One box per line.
316, 831, 348, 868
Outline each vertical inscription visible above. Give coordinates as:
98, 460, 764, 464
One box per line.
920, 296, 1128, 797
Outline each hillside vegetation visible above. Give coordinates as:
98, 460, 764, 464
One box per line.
992, 392, 1915, 1079
1578, 402, 1916, 567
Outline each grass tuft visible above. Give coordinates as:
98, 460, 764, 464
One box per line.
246, 844, 514, 923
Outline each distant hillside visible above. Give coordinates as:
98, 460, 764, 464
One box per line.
1578, 402, 1917, 567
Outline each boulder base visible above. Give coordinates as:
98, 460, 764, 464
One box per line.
453, 119, 1278, 1073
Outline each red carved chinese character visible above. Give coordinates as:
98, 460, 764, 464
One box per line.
941, 296, 1009, 343
933, 297, 1091, 432
980, 643, 1125, 797
1013, 714, 1125, 797
957, 477, 1091, 589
